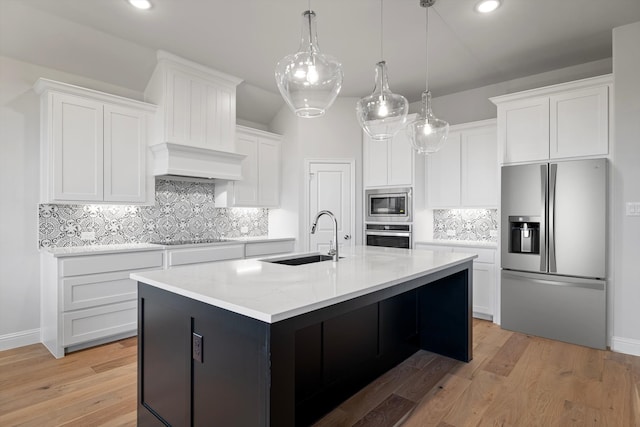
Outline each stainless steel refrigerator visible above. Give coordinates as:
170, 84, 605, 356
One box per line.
501, 158, 607, 349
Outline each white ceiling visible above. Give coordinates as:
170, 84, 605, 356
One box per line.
2, 0, 640, 125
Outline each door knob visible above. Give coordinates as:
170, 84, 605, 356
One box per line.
343, 234, 351, 240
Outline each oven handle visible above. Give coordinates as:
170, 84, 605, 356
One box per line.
365, 231, 412, 237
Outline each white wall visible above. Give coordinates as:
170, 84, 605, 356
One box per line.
269, 98, 363, 251
0, 55, 144, 350
611, 21, 640, 356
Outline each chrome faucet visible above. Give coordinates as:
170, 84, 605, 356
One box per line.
311, 210, 339, 262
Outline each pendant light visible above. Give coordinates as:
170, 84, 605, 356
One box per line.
275, 2, 343, 118
407, 0, 449, 155
356, 0, 408, 140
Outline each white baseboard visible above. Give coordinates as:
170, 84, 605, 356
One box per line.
0, 328, 40, 352
611, 335, 640, 356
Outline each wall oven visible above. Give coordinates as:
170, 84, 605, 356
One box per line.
365, 224, 412, 249
365, 187, 412, 223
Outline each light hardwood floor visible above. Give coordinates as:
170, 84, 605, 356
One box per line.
1, 320, 638, 426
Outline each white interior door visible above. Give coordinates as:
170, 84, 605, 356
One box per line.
307, 161, 355, 253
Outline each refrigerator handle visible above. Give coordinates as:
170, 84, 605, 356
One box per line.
540, 164, 547, 272
549, 163, 557, 272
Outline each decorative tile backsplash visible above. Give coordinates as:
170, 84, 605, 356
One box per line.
433, 209, 498, 242
39, 179, 268, 248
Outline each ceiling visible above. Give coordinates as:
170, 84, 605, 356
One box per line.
2, 0, 640, 125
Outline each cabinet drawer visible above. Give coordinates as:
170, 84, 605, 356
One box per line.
167, 244, 245, 267
63, 271, 139, 311
415, 244, 495, 264
60, 251, 163, 277
62, 300, 137, 346
414, 243, 451, 252
245, 240, 294, 258
453, 247, 495, 264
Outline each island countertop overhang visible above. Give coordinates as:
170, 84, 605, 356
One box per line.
131, 246, 477, 323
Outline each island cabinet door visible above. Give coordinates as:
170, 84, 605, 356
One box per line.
138, 290, 192, 427
322, 304, 379, 386
191, 312, 269, 426
379, 289, 419, 366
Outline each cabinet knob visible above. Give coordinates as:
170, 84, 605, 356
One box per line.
343, 234, 351, 240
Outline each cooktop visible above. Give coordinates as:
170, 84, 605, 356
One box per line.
151, 238, 231, 246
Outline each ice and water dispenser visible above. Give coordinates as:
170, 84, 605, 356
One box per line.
508, 216, 540, 254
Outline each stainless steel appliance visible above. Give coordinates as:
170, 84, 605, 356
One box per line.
501, 159, 607, 349
365, 224, 412, 249
365, 187, 412, 223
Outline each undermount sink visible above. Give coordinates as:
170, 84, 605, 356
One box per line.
263, 253, 343, 266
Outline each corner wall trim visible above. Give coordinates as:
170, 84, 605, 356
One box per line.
611, 336, 640, 357
0, 329, 40, 352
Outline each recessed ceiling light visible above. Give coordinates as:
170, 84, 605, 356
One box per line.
127, 0, 152, 10
475, 0, 501, 13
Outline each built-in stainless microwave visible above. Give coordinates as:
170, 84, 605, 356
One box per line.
365, 187, 412, 223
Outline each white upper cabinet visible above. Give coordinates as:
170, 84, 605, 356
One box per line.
426, 119, 498, 208
217, 126, 282, 208
491, 75, 611, 165
103, 104, 148, 203
426, 131, 461, 208
34, 79, 156, 204
498, 97, 549, 164
549, 85, 609, 159
363, 121, 415, 188
461, 123, 499, 207
145, 50, 243, 152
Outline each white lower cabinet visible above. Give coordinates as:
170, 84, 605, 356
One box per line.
414, 243, 496, 320
41, 249, 164, 358
41, 239, 296, 358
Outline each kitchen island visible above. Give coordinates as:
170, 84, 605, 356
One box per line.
132, 246, 475, 427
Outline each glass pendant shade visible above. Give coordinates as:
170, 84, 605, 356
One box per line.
275, 10, 343, 118
356, 61, 409, 140
407, 90, 449, 154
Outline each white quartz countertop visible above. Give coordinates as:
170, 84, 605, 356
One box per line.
415, 240, 498, 249
131, 245, 476, 324
226, 236, 295, 243
41, 237, 295, 257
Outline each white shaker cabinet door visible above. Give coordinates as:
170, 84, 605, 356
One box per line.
103, 105, 147, 203
498, 97, 549, 164
388, 130, 414, 187
52, 93, 104, 202
426, 132, 461, 208
461, 124, 498, 207
233, 132, 260, 206
550, 85, 609, 159
257, 137, 281, 207
229, 127, 281, 208
363, 136, 389, 187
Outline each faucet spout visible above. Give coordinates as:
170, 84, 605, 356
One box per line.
310, 210, 339, 262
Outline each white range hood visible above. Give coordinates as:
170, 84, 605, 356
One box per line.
145, 50, 245, 182
150, 143, 246, 181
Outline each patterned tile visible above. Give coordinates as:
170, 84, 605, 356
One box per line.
38, 179, 269, 248
433, 209, 498, 242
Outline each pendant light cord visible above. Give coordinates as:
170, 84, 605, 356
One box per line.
308, 0, 314, 57
424, 4, 429, 92
380, 0, 384, 60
